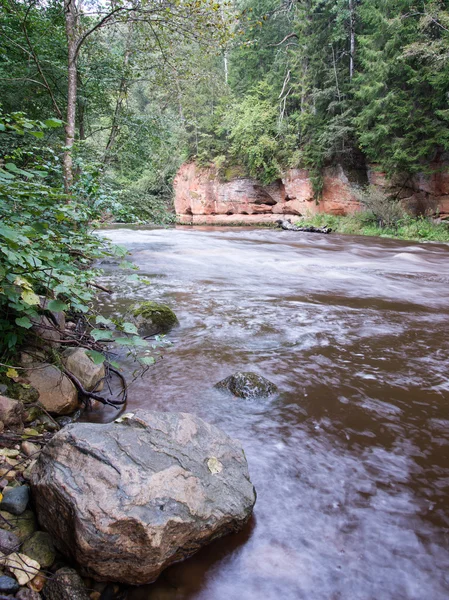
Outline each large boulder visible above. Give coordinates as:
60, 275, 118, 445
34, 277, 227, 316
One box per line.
215, 371, 278, 399
131, 301, 178, 337
25, 365, 79, 416
30, 411, 256, 584
61, 348, 105, 392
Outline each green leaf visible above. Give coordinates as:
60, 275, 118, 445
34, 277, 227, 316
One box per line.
44, 118, 63, 128
91, 329, 114, 341
29, 131, 44, 139
86, 350, 106, 365
139, 356, 156, 365
115, 337, 135, 346
47, 299, 68, 312
96, 315, 113, 326
15, 316, 33, 329
122, 322, 138, 334
127, 274, 139, 281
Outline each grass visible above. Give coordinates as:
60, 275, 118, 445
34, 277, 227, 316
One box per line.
297, 212, 449, 243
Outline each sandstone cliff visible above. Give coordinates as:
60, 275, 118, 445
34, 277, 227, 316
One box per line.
174, 162, 449, 224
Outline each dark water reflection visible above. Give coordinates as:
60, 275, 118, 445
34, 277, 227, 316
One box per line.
96, 227, 449, 600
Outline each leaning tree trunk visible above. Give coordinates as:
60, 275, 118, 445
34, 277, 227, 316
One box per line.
64, 0, 78, 194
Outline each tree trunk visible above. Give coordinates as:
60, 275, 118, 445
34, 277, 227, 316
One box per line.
64, 0, 78, 193
349, 0, 355, 80
103, 22, 133, 164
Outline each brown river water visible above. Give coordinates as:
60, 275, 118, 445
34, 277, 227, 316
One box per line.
95, 226, 449, 600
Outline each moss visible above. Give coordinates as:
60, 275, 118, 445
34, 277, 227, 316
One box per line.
1, 380, 39, 404
133, 301, 178, 334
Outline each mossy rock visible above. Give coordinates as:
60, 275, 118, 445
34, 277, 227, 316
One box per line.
132, 302, 178, 337
2, 382, 39, 405
22, 531, 56, 568
215, 372, 278, 399
0, 510, 36, 542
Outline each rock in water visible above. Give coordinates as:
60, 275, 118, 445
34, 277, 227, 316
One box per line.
131, 301, 178, 337
215, 372, 278, 399
30, 411, 256, 584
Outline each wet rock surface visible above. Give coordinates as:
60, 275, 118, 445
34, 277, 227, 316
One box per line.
131, 301, 178, 337
215, 372, 278, 399
31, 410, 256, 584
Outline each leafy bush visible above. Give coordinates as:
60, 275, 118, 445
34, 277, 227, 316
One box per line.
0, 112, 123, 358
355, 186, 406, 228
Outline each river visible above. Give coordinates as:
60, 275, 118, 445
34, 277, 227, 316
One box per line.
96, 226, 449, 600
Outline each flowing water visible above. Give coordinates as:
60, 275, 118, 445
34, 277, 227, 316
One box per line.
96, 226, 449, 600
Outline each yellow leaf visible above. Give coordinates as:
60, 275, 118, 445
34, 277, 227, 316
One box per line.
0, 492, 2, 503
14, 276, 32, 290
6, 368, 19, 379
207, 457, 223, 474
21, 289, 40, 305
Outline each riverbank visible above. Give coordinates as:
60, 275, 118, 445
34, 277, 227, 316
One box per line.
296, 213, 449, 242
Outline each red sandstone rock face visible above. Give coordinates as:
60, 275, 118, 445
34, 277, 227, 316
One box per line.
174, 163, 361, 223
367, 164, 449, 218
174, 162, 449, 224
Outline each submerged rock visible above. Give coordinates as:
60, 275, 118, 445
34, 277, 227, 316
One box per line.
31, 410, 256, 584
215, 372, 278, 399
131, 301, 178, 337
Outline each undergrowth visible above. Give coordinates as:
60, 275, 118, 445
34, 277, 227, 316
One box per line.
297, 212, 449, 242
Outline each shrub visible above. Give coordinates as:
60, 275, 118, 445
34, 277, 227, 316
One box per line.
355, 186, 406, 228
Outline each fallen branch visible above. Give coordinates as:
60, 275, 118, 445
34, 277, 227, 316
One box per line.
61, 366, 126, 408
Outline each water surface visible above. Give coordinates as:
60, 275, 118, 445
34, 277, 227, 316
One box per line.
97, 226, 449, 600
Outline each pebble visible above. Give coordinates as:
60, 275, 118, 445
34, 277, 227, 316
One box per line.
0, 574, 19, 594
15, 588, 42, 599
44, 567, 90, 600
0, 510, 36, 542
0, 486, 29, 515
21, 443, 40, 458
0, 528, 20, 554
0, 468, 16, 481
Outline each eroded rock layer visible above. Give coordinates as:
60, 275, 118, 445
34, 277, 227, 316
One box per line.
174, 162, 449, 224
